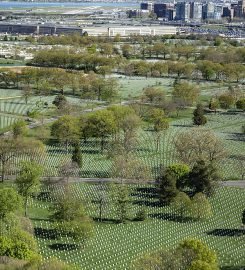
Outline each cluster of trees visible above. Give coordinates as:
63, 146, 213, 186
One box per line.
122, 59, 245, 82
0, 160, 93, 268
131, 238, 219, 270
0, 68, 119, 103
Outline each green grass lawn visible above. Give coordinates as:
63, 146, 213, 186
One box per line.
28, 183, 245, 270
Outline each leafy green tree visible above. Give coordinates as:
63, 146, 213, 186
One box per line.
51, 115, 80, 151
218, 94, 234, 109
0, 230, 39, 261
168, 163, 190, 190
12, 120, 28, 139
178, 239, 219, 270
208, 98, 219, 112
189, 160, 219, 196
0, 138, 45, 182
171, 192, 192, 220
16, 161, 43, 217
148, 108, 169, 151
0, 188, 22, 219
193, 104, 207, 126
51, 193, 94, 246
86, 110, 116, 151
173, 82, 199, 106
142, 87, 165, 104
158, 169, 178, 203
190, 193, 213, 220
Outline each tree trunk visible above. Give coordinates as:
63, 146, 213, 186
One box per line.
25, 196, 28, 217
1, 161, 5, 182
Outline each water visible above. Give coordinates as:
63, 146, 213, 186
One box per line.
0, 1, 138, 9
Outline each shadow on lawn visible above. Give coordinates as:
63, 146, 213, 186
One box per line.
93, 217, 119, 224
222, 267, 245, 270
81, 170, 109, 178
34, 227, 59, 240
49, 243, 78, 251
206, 229, 245, 237
149, 213, 192, 223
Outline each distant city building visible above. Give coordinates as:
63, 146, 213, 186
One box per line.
237, 0, 245, 17
202, 2, 215, 20
140, 2, 153, 12
139, 0, 245, 21
190, 2, 202, 21
175, 2, 190, 21
0, 23, 83, 35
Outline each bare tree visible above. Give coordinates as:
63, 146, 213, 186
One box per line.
174, 128, 226, 166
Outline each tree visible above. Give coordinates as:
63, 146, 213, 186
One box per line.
131, 238, 219, 270
158, 169, 178, 204
171, 192, 192, 220
173, 82, 199, 106
110, 183, 131, 223
174, 128, 226, 166
178, 239, 219, 270
0, 188, 22, 219
190, 193, 213, 220
242, 209, 245, 226
86, 110, 116, 151
51, 115, 80, 151
22, 85, 32, 104
12, 120, 28, 139
52, 94, 68, 110
142, 87, 165, 104
51, 192, 94, 246
16, 161, 43, 217
0, 138, 45, 182
218, 94, 234, 109
189, 160, 219, 196
167, 163, 190, 191
148, 108, 169, 151
236, 98, 245, 111
112, 154, 151, 183
208, 98, 219, 112
71, 143, 82, 168
193, 104, 207, 126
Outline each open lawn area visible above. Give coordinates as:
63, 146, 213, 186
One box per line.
27, 183, 245, 270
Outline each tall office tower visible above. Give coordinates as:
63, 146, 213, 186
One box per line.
237, 0, 245, 17
140, 2, 153, 12
190, 2, 203, 21
175, 2, 191, 21
154, 3, 172, 19
202, 2, 215, 20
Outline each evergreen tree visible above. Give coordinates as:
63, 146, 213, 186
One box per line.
189, 160, 219, 196
242, 209, 245, 226
72, 143, 82, 167
193, 103, 207, 126
158, 169, 178, 203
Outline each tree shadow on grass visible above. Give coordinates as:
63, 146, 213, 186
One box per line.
36, 191, 52, 202
221, 266, 245, 270
80, 170, 109, 178
92, 217, 119, 224
34, 227, 59, 240
206, 229, 245, 237
49, 243, 78, 251
149, 213, 192, 223
133, 200, 164, 208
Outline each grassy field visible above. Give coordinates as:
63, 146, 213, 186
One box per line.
27, 183, 245, 270
116, 76, 229, 100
